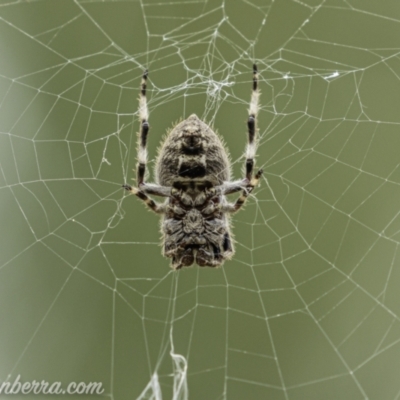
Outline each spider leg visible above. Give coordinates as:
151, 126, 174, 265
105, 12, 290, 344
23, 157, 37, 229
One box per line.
123, 69, 172, 209
134, 71, 173, 196
140, 183, 171, 197
214, 169, 263, 196
123, 184, 166, 214
219, 169, 263, 213
217, 64, 262, 213
245, 63, 259, 181
137, 69, 149, 186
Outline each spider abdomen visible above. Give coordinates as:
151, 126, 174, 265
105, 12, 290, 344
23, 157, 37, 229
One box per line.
155, 114, 230, 187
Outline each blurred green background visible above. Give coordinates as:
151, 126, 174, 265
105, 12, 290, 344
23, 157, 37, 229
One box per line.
1, 0, 400, 399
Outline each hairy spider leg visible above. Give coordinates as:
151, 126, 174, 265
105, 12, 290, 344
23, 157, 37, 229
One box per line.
246, 63, 259, 181
137, 69, 149, 185
217, 64, 263, 213
123, 70, 171, 213
230, 169, 263, 212
122, 184, 166, 213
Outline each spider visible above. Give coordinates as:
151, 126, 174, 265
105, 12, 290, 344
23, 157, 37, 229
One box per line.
123, 65, 262, 269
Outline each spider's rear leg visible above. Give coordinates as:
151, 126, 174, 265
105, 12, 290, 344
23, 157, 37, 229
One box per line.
137, 69, 149, 186
219, 64, 262, 214
124, 71, 173, 213
245, 63, 259, 181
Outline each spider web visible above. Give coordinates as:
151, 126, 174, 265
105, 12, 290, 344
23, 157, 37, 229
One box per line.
1, 0, 400, 399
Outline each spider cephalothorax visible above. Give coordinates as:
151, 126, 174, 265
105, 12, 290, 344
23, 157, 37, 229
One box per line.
123, 66, 262, 269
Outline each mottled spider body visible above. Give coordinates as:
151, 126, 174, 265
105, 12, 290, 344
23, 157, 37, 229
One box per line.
157, 115, 233, 267
123, 66, 262, 269
156, 115, 230, 186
